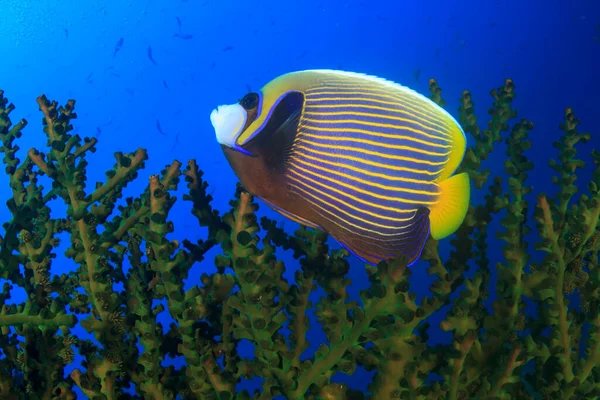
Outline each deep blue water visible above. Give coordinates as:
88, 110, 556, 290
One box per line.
0, 0, 599, 398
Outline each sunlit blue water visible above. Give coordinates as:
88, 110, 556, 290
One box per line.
0, 0, 598, 397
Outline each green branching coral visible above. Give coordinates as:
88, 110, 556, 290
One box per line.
0, 75, 598, 400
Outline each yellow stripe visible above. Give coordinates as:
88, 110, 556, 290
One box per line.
285, 171, 418, 220
305, 85, 444, 120
274, 208, 313, 226
316, 80, 456, 140
299, 132, 451, 157
310, 208, 405, 256
290, 161, 438, 203
295, 137, 446, 166
298, 122, 451, 149
305, 95, 449, 136
290, 185, 424, 252
286, 176, 421, 232
287, 165, 436, 212
304, 111, 452, 142
296, 198, 422, 255
259, 197, 320, 228
306, 87, 450, 129
301, 116, 449, 144
292, 143, 443, 176
288, 181, 414, 235
309, 79, 429, 105
291, 150, 439, 184
308, 206, 420, 251
304, 102, 451, 137
292, 157, 440, 195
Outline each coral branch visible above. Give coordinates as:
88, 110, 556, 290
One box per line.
0, 78, 597, 398
538, 195, 574, 383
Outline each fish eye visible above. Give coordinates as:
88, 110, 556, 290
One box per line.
239, 92, 259, 110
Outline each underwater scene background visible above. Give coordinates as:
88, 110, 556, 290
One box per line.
0, 0, 599, 398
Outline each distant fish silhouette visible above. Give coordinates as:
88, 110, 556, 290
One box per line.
113, 38, 124, 58
413, 68, 421, 82
147, 46, 158, 65
156, 120, 166, 136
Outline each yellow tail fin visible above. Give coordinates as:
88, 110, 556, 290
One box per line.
429, 172, 470, 240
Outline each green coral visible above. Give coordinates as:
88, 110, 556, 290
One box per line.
0, 74, 597, 400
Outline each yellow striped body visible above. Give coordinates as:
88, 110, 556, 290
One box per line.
214, 70, 470, 266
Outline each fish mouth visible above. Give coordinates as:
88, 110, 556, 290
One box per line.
210, 103, 248, 149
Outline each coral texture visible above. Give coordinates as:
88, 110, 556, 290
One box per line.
0, 80, 597, 399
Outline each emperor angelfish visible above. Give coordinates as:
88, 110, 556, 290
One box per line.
210, 70, 470, 266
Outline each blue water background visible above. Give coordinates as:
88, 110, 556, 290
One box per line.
0, 0, 599, 397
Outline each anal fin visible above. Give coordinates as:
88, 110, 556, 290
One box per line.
333, 209, 431, 266
258, 196, 323, 230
